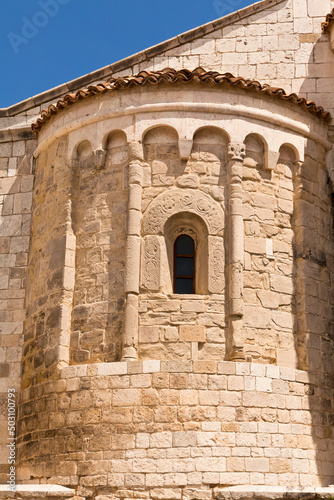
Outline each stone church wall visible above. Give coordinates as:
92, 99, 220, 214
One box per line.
112, 0, 334, 116
0, 131, 36, 481
16, 360, 334, 493
1, 0, 334, 492
11, 82, 334, 494
69, 132, 129, 365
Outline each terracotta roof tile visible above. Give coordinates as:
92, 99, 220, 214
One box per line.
32, 68, 331, 132
322, 9, 334, 33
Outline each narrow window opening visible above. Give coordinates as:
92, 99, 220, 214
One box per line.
174, 234, 195, 294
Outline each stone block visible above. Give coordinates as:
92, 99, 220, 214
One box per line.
161, 360, 193, 373
124, 473, 145, 487
139, 326, 160, 343
181, 301, 205, 313
102, 407, 132, 423
179, 390, 199, 406
245, 458, 270, 472
257, 291, 279, 309
130, 374, 151, 388
113, 389, 141, 406
97, 362, 127, 376
143, 360, 161, 373
195, 457, 226, 472
244, 307, 271, 329
271, 311, 293, 329
173, 432, 197, 447
21, 175, 34, 192
111, 434, 135, 450
163, 473, 188, 486
270, 275, 293, 295
228, 376, 244, 391
194, 361, 216, 373
13, 192, 32, 214
1, 215, 22, 236
217, 362, 235, 375
208, 375, 227, 390
307, 0, 330, 17
150, 432, 173, 448
180, 325, 206, 342
198, 390, 219, 406
9, 236, 30, 253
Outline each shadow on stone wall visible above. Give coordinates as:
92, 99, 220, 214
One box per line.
297, 32, 334, 485
292, 135, 334, 485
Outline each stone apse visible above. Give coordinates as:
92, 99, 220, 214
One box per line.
14, 72, 334, 498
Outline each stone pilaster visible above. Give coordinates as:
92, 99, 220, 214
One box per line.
227, 142, 246, 361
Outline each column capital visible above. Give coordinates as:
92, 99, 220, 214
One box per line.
228, 142, 246, 162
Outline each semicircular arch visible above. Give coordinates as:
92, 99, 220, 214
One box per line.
142, 188, 224, 236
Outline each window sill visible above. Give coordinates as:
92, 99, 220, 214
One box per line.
169, 294, 209, 299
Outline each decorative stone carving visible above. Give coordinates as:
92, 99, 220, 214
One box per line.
176, 175, 199, 188
209, 237, 225, 294
142, 189, 224, 236
142, 236, 160, 291
227, 142, 246, 162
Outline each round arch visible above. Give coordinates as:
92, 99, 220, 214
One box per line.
142, 189, 224, 237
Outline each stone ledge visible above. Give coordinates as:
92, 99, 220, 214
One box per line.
0, 485, 75, 498
58, 360, 312, 380
0, 126, 36, 143
214, 486, 334, 500
18, 358, 328, 405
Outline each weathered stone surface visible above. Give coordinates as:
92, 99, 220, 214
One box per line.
2, 0, 334, 492
179, 326, 206, 342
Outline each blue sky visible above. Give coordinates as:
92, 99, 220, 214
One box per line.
1, 0, 255, 108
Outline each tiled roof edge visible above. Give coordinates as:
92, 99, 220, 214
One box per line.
322, 8, 334, 33
1, 0, 286, 117
31, 67, 331, 132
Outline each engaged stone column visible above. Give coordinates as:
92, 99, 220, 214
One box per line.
293, 160, 311, 371
122, 144, 143, 360
227, 142, 246, 361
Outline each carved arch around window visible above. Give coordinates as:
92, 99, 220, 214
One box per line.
141, 189, 225, 295
165, 212, 207, 294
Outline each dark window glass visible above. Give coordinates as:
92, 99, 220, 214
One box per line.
174, 235, 195, 294
175, 278, 194, 294
176, 257, 194, 276
176, 235, 194, 254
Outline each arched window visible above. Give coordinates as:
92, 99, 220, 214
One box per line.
174, 235, 195, 294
